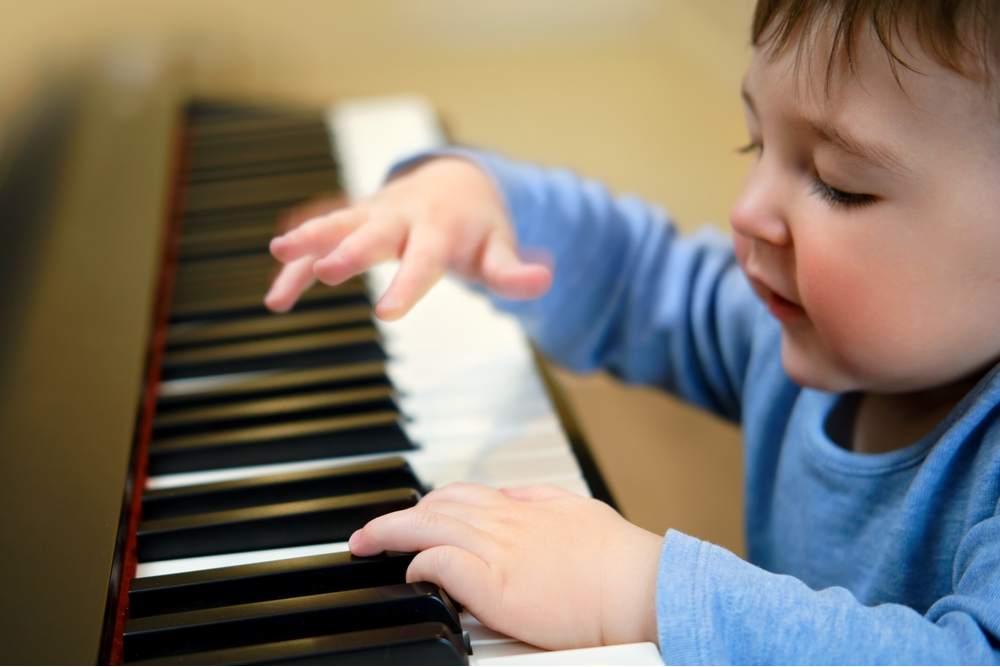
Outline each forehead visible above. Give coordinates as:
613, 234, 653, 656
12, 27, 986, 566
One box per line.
743, 22, 1000, 158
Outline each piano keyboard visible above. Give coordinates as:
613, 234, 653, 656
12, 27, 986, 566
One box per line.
118, 97, 662, 665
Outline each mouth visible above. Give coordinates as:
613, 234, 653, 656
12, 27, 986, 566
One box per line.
749, 277, 805, 323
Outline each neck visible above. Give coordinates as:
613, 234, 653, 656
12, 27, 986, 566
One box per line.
852, 372, 985, 455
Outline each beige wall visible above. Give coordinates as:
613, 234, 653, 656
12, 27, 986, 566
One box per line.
2, 0, 756, 554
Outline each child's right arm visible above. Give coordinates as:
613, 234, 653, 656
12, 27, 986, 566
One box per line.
267, 155, 552, 318
268, 149, 765, 421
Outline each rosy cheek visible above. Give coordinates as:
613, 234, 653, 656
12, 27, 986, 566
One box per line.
796, 248, 888, 369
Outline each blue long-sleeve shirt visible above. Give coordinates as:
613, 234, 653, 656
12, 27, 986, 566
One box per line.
390, 149, 1000, 664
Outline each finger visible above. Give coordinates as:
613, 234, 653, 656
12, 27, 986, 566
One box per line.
270, 208, 366, 263
312, 217, 408, 287
479, 230, 553, 299
348, 506, 490, 558
421, 482, 504, 508
499, 484, 573, 502
374, 226, 448, 321
405, 546, 499, 617
264, 256, 316, 313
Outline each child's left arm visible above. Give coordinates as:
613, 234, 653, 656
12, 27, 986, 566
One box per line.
352, 485, 1000, 662
653, 516, 1000, 664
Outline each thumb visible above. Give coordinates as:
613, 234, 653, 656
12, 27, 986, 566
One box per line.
406, 546, 500, 619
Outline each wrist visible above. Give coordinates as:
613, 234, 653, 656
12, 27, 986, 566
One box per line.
601, 523, 663, 646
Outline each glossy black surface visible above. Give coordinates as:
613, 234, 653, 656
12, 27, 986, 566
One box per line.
137, 488, 420, 561
128, 551, 416, 617
126, 622, 468, 665
123, 583, 462, 663
141, 456, 422, 518
147, 412, 412, 474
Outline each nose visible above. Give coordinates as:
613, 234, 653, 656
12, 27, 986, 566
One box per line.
729, 161, 791, 247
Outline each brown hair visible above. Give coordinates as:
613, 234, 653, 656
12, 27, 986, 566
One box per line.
751, 0, 1000, 88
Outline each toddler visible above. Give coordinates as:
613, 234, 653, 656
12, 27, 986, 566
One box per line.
265, 0, 1000, 662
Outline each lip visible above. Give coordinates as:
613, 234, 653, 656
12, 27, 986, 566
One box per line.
765, 290, 806, 323
748, 277, 806, 323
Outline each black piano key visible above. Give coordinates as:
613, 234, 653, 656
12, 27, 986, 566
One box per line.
126, 622, 469, 666
170, 279, 360, 310
186, 99, 302, 117
166, 306, 373, 350
141, 456, 422, 520
147, 411, 412, 474
170, 267, 360, 299
156, 362, 389, 412
124, 582, 463, 663
169, 287, 370, 323
180, 203, 313, 234
186, 113, 326, 142
160, 328, 384, 380
137, 488, 419, 562
176, 229, 277, 260
178, 216, 275, 243
174, 251, 280, 278
171, 275, 293, 302
188, 155, 335, 185
171, 254, 308, 292
128, 550, 415, 617
183, 169, 339, 215
163, 327, 378, 367
178, 218, 275, 241
151, 385, 397, 439
188, 132, 332, 174
180, 246, 267, 263
175, 246, 273, 267
185, 100, 282, 119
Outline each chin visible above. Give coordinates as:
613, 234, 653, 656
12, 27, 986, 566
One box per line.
779, 336, 860, 393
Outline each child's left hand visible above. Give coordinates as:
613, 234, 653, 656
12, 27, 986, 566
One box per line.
348, 482, 662, 650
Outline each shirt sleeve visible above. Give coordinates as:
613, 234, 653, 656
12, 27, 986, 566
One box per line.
657, 521, 1000, 665
388, 147, 765, 421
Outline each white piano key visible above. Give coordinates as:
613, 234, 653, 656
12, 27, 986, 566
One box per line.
135, 540, 350, 578
474, 643, 664, 666
386, 353, 539, 389
327, 96, 444, 202
157, 368, 276, 397
417, 453, 582, 489
404, 412, 563, 442
463, 615, 663, 665
461, 614, 513, 644
399, 392, 551, 422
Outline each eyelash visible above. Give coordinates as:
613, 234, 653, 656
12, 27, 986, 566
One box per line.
735, 141, 878, 210
809, 179, 877, 209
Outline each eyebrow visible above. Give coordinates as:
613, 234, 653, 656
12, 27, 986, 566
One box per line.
740, 86, 912, 176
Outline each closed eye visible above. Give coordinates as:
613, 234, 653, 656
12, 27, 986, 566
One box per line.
736, 141, 762, 155
811, 178, 877, 209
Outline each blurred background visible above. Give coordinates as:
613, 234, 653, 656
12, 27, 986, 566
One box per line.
1, 0, 754, 555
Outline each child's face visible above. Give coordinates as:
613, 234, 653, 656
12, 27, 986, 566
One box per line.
731, 23, 1000, 394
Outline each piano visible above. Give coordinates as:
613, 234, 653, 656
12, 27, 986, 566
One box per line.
0, 71, 663, 665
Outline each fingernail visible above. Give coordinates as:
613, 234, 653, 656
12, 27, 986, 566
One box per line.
348, 530, 360, 550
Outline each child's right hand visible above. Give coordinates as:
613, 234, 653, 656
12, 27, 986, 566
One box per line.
264, 156, 553, 319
